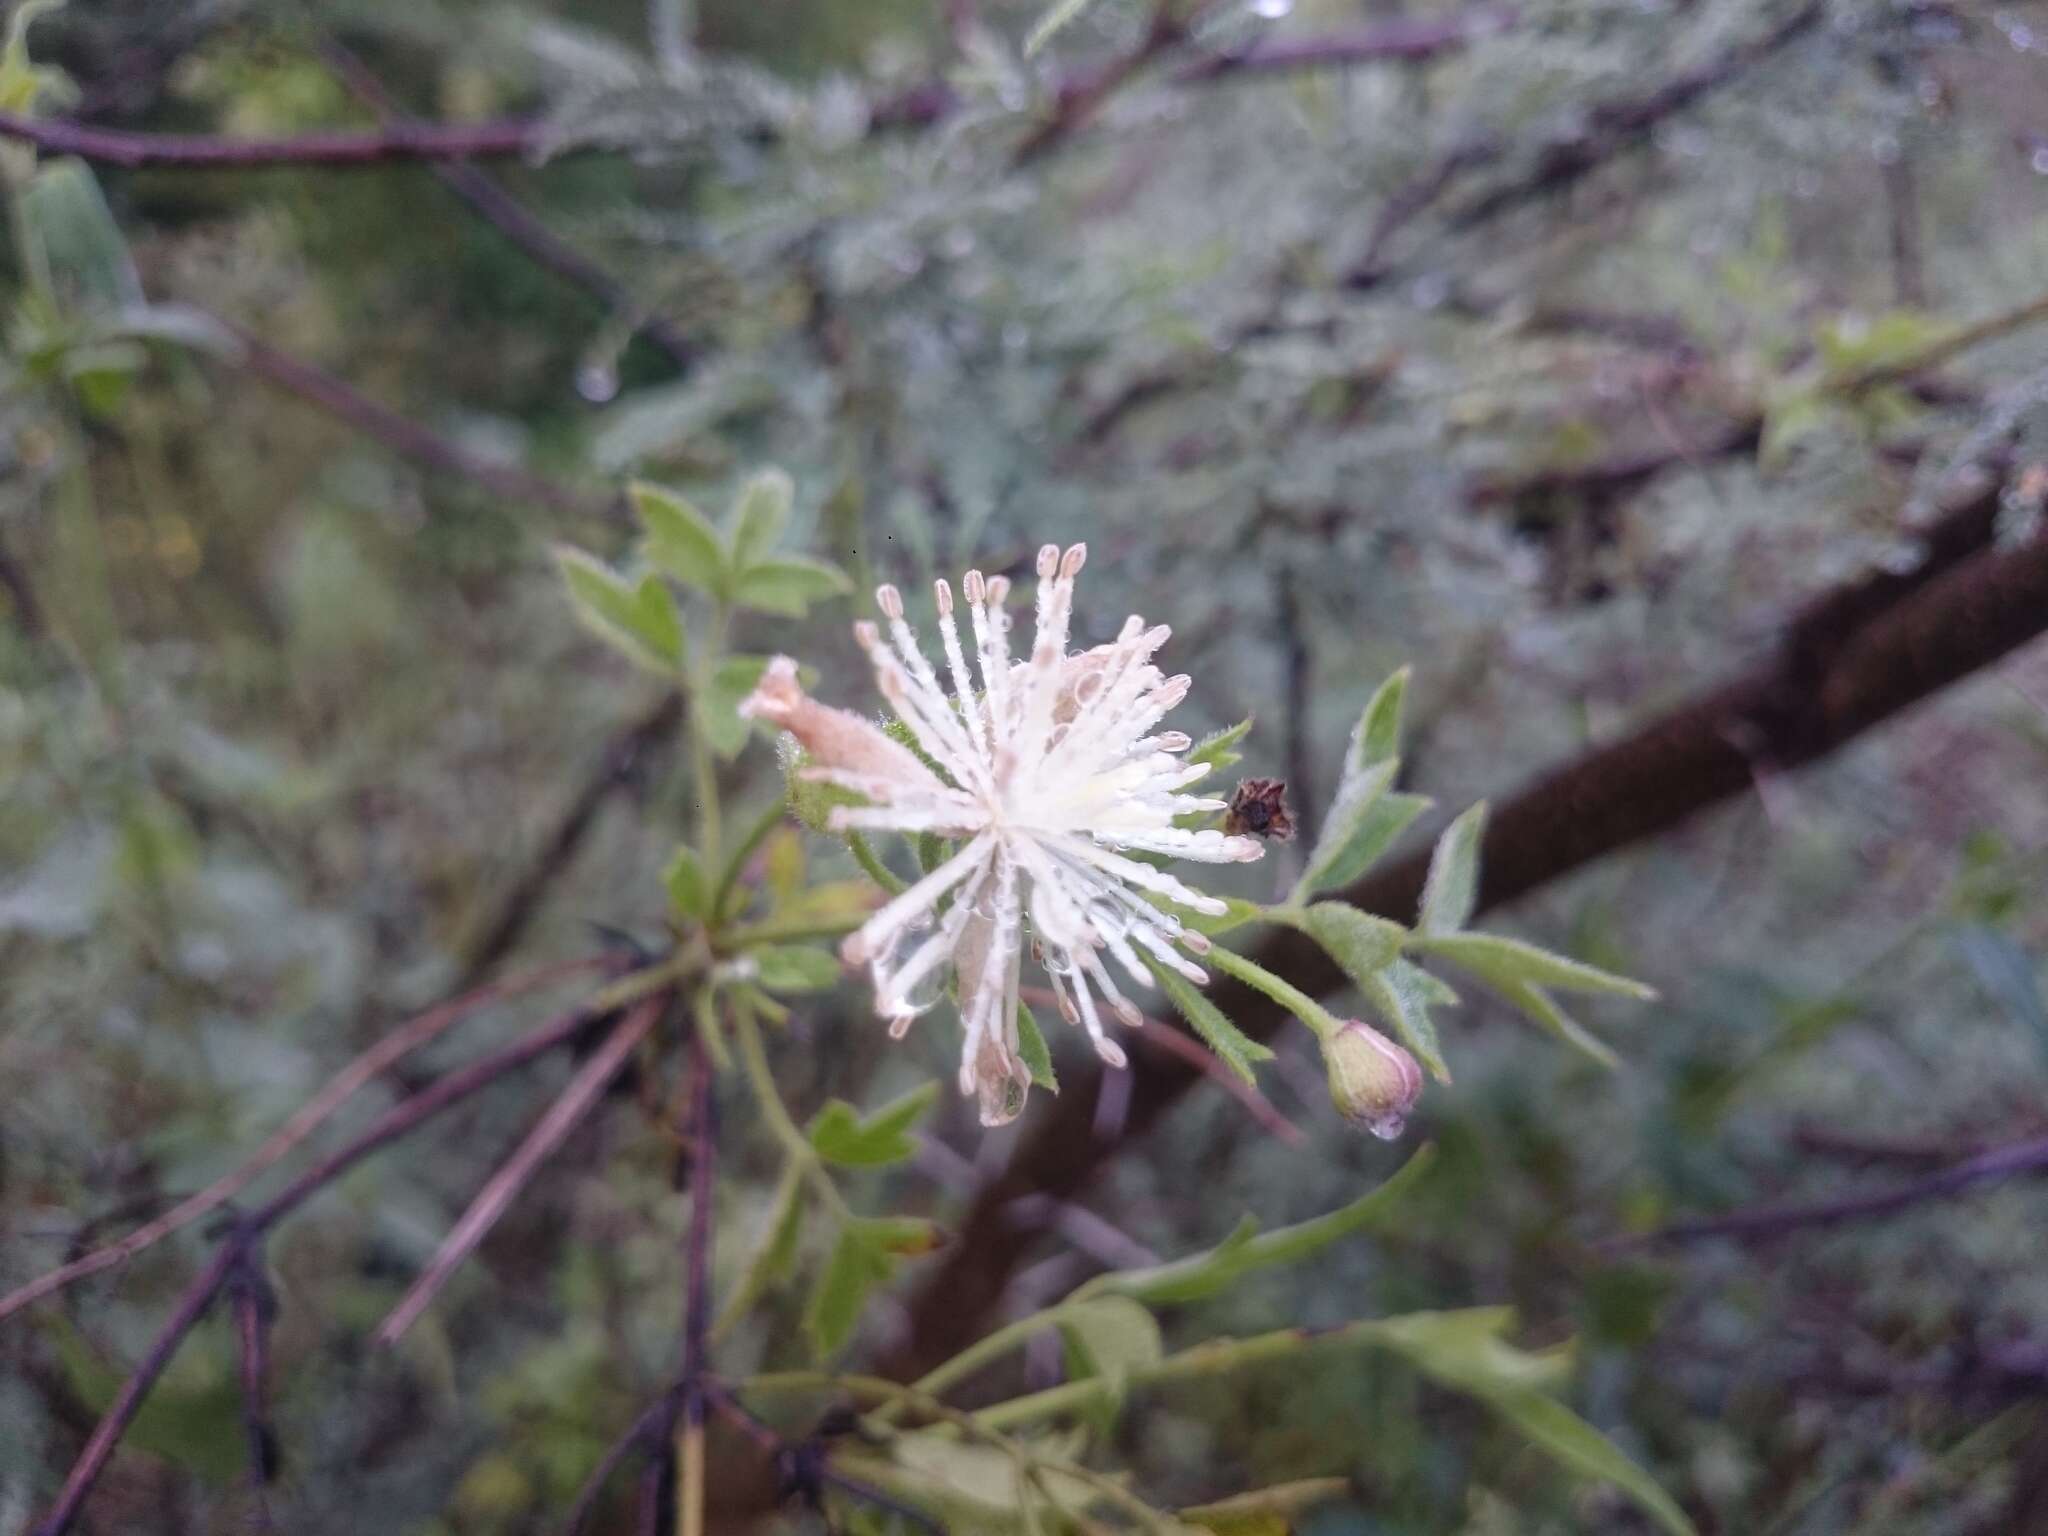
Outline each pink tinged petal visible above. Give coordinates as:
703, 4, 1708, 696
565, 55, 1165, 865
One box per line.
741, 657, 946, 793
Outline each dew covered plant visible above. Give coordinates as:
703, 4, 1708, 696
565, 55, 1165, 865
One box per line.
521, 468, 1682, 1532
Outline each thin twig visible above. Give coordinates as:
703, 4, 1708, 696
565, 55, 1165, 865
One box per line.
703, 1381, 948, 1535
31, 1239, 245, 1536
678, 1030, 718, 1536
223, 319, 613, 519
33, 966, 681, 1536
562, 1395, 679, 1536
1346, 0, 1823, 287
1168, 8, 1516, 85
227, 1247, 277, 1531
1603, 1134, 2048, 1251
373, 994, 670, 1345
1015, 3, 1193, 165
317, 40, 695, 370
0, 954, 606, 1322
0, 107, 550, 167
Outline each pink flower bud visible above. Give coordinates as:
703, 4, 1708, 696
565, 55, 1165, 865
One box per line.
1323, 1019, 1423, 1140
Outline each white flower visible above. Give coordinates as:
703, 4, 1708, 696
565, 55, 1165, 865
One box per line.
740, 542, 1262, 1125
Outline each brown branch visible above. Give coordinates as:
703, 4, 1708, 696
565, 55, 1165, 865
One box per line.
889, 461, 2048, 1377
1347, 0, 1823, 288
1605, 1133, 2048, 1250
0, 108, 553, 168
0, 954, 607, 1322
15, 9, 1514, 178
32, 982, 649, 1535
227, 1249, 278, 1530
1016, 4, 1191, 165
1167, 8, 1517, 85
316, 41, 696, 372
223, 320, 614, 520
374, 994, 670, 1345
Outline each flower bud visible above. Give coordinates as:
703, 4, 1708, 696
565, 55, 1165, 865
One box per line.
1322, 1020, 1423, 1140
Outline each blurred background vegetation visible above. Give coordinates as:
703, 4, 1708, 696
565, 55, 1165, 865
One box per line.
5, 0, 2048, 1531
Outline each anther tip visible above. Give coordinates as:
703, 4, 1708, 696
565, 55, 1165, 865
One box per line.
1035, 544, 1060, 578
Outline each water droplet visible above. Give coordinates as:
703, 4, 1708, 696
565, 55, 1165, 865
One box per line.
1409, 271, 1450, 311
2031, 147, 2048, 177
1249, 0, 1293, 17
575, 362, 619, 403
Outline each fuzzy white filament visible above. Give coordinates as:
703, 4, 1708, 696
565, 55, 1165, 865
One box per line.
741, 543, 1262, 1126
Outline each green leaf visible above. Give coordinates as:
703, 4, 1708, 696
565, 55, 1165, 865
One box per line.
1059, 1295, 1163, 1378
1292, 758, 1399, 901
1313, 791, 1431, 901
1024, 0, 1106, 56
1144, 954, 1274, 1086
1082, 1146, 1435, 1307
633, 480, 727, 596
804, 1218, 899, 1358
1491, 978, 1620, 1068
807, 1081, 940, 1166
1408, 933, 1655, 1000
1368, 1312, 1693, 1536
752, 944, 843, 994
1418, 802, 1487, 935
1278, 902, 1405, 985
1360, 958, 1454, 1084
663, 844, 709, 919
1058, 1296, 1162, 1434
705, 655, 772, 758
1349, 667, 1409, 773
1187, 717, 1253, 776
733, 556, 852, 618
21, 157, 141, 318
1204, 944, 1347, 1044
555, 548, 683, 673
1016, 1000, 1059, 1090
729, 467, 794, 569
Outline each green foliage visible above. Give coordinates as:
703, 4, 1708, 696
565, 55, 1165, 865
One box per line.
1145, 951, 1275, 1085
808, 1081, 939, 1166
1291, 670, 1432, 901
1077, 1145, 1436, 1306
1365, 1310, 1696, 1536
1418, 803, 1488, 936
663, 843, 710, 919
1187, 716, 1253, 776
554, 547, 684, 672
633, 481, 727, 597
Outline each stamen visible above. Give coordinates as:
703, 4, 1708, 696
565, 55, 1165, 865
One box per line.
876, 584, 904, 621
